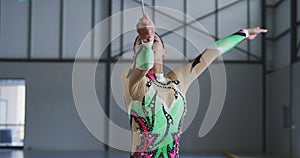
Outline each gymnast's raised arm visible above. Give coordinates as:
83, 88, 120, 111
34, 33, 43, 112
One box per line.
126, 13, 156, 96
169, 27, 267, 94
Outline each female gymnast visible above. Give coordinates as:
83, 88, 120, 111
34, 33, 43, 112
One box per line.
121, 12, 267, 158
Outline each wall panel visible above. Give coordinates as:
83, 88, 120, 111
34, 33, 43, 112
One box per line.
274, 0, 290, 37
0, 0, 28, 58
31, 0, 60, 59
266, 68, 291, 157
292, 62, 300, 158
63, 0, 92, 59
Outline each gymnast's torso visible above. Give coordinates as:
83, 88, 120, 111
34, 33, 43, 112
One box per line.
122, 69, 187, 158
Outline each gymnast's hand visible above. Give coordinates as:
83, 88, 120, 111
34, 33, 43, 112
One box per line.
247, 27, 268, 40
136, 13, 155, 43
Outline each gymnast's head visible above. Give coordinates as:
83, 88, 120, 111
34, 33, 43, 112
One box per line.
133, 32, 167, 60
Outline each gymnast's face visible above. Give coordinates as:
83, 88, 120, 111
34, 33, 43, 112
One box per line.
133, 34, 167, 61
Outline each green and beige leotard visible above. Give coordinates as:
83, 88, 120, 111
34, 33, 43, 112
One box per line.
121, 29, 249, 158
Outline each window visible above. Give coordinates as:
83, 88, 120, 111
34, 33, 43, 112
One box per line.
0, 79, 26, 147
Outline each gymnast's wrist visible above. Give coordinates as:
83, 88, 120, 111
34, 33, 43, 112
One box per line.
141, 37, 154, 48
242, 29, 249, 38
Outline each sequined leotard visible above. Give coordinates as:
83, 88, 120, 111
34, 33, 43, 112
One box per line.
121, 29, 249, 158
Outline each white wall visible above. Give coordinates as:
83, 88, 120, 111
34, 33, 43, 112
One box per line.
0, 62, 106, 151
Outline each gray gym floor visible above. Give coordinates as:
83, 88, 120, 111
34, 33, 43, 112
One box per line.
0, 149, 272, 158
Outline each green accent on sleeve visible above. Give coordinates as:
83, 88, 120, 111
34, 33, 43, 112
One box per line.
210, 34, 246, 54
135, 45, 154, 70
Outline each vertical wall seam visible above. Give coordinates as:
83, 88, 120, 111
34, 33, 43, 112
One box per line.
104, 0, 112, 151
183, 0, 187, 57
215, 0, 218, 42
120, 0, 124, 58
91, 0, 95, 59
261, 0, 267, 153
290, 0, 297, 157
59, 0, 64, 60
27, 0, 32, 59
247, 0, 251, 61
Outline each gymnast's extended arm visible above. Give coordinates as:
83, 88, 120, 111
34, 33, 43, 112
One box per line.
169, 27, 267, 93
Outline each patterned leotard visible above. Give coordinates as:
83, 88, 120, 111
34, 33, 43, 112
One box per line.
122, 29, 248, 157
129, 72, 187, 157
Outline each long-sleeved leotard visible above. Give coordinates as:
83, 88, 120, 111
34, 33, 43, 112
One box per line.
121, 29, 249, 158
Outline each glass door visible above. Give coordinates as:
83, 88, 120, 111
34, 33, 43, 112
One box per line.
0, 79, 26, 148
